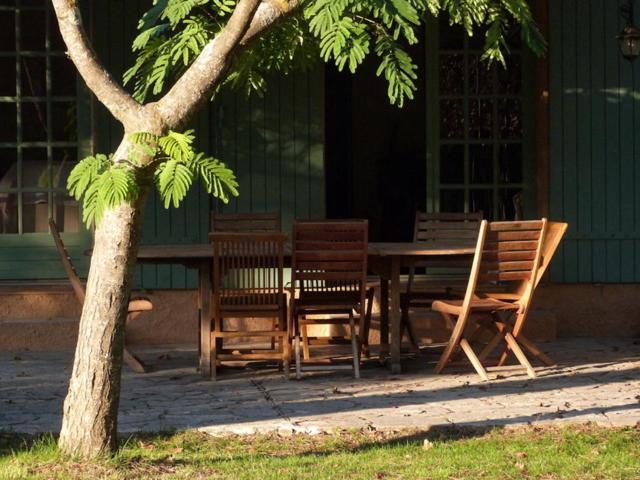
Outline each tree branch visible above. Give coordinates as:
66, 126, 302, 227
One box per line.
155, 0, 299, 129
50, 0, 144, 128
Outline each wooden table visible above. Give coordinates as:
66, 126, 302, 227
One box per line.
135, 242, 474, 376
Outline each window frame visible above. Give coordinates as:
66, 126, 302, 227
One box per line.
0, 0, 92, 281
425, 17, 537, 219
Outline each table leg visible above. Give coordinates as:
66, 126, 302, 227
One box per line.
379, 278, 389, 360
199, 261, 212, 377
389, 257, 402, 374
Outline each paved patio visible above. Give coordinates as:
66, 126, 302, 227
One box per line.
0, 338, 638, 435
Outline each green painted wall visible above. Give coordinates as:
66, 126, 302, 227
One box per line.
549, 0, 640, 283
92, 0, 325, 289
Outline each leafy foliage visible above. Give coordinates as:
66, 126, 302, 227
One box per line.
67, 131, 238, 227
126, 0, 545, 107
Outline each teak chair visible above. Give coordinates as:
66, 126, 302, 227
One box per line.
476, 221, 568, 367
400, 211, 482, 350
211, 211, 281, 233
210, 232, 289, 379
48, 218, 153, 373
290, 220, 368, 379
432, 219, 547, 380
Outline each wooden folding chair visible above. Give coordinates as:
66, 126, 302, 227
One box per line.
290, 220, 368, 379
432, 219, 547, 380
399, 211, 482, 350
211, 211, 281, 233
477, 221, 568, 367
48, 218, 152, 373
210, 232, 289, 379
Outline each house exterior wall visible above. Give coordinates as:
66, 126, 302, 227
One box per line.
549, 0, 640, 283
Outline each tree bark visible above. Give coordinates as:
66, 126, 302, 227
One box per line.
58, 138, 148, 458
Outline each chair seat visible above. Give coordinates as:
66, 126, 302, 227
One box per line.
128, 297, 153, 313
431, 297, 520, 315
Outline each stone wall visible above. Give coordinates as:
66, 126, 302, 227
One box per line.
0, 283, 638, 351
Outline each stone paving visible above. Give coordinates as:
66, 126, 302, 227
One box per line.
0, 338, 638, 435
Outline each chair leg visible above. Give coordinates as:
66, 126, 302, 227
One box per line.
361, 287, 375, 358
301, 321, 310, 360
123, 347, 146, 373
503, 332, 536, 378
435, 312, 459, 375
123, 312, 147, 373
517, 334, 555, 366
270, 317, 278, 350
211, 333, 217, 381
349, 313, 360, 379
400, 304, 420, 354
459, 338, 489, 381
294, 334, 302, 380
478, 331, 503, 362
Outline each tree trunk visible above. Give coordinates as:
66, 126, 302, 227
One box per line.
58, 144, 147, 457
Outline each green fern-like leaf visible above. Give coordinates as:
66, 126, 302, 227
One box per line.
158, 129, 196, 161
156, 159, 194, 208
67, 154, 111, 201
191, 153, 238, 203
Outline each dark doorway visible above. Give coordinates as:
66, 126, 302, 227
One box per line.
325, 38, 426, 242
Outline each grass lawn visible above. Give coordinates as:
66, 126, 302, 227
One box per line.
0, 425, 638, 479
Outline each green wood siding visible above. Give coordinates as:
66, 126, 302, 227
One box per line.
91, 0, 325, 290
549, 0, 640, 283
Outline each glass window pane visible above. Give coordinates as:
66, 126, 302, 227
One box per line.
469, 55, 493, 95
0, 193, 18, 233
470, 189, 493, 219
22, 101, 48, 141
499, 99, 522, 139
22, 148, 47, 187
440, 189, 464, 213
0, 58, 16, 96
50, 16, 66, 51
51, 101, 76, 141
499, 144, 523, 184
498, 55, 522, 94
440, 144, 464, 184
52, 146, 76, 189
0, 103, 17, 142
498, 188, 524, 220
469, 144, 493, 184
51, 56, 76, 96
53, 192, 79, 232
468, 27, 487, 50
440, 99, 465, 139
439, 54, 464, 95
20, 9, 46, 51
20, 56, 47, 97
439, 18, 465, 50
0, 148, 18, 189
0, 11, 16, 52
22, 192, 48, 233
468, 99, 493, 139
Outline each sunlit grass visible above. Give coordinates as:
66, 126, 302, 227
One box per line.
1, 425, 638, 479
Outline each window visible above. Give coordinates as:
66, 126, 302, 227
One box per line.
428, 18, 533, 220
0, 0, 79, 235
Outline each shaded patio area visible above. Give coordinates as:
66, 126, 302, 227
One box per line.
1, 338, 638, 436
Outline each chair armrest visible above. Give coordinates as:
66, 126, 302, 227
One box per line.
128, 297, 153, 313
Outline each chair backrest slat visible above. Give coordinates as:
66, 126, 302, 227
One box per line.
460, 219, 547, 319
211, 211, 281, 233
414, 211, 483, 243
478, 220, 546, 288
292, 220, 368, 299
48, 218, 85, 304
211, 232, 286, 309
